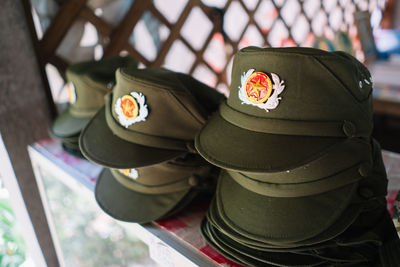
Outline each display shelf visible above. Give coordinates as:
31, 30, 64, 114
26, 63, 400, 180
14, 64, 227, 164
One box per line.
27, 139, 242, 267
28, 139, 400, 266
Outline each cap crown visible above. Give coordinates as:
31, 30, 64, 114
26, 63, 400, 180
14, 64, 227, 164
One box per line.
108, 68, 224, 150
67, 56, 138, 116
226, 47, 373, 138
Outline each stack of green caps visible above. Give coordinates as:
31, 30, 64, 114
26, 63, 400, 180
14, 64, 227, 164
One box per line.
195, 47, 400, 266
50, 56, 138, 157
79, 67, 225, 223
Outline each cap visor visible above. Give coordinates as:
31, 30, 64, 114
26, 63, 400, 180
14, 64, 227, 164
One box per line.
216, 170, 359, 244
195, 112, 344, 172
201, 218, 328, 267
208, 195, 357, 249
51, 109, 91, 138
79, 106, 184, 168
95, 169, 191, 223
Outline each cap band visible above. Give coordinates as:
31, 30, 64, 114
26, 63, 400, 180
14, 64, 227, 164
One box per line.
241, 138, 372, 183
111, 169, 193, 194
219, 101, 367, 138
105, 93, 190, 151
227, 164, 362, 198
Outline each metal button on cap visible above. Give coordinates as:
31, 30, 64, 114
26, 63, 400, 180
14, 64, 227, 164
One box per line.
342, 121, 356, 137
358, 187, 374, 199
188, 176, 198, 186
358, 163, 371, 177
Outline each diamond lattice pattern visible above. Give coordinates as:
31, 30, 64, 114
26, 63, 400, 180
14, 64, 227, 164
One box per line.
32, 0, 387, 96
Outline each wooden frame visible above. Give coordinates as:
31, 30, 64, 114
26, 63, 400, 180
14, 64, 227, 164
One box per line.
30, 0, 385, 97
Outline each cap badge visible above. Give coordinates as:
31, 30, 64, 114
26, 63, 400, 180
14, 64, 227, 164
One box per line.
238, 69, 285, 112
115, 92, 148, 128
66, 82, 76, 104
119, 168, 139, 180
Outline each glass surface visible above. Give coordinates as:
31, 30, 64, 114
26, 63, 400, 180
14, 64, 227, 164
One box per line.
36, 165, 157, 267
0, 178, 33, 267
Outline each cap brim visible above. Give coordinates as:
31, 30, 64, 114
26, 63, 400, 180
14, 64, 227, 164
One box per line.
95, 169, 192, 223
216, 170, 359, 244
209, 195, 361, 249
79, 106, 184, 168
51, 109, 91, 138
201, 218, 328, 267
195, 112, 345, 172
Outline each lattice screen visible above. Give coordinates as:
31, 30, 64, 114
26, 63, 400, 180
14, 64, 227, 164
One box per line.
30, 0, 386, 100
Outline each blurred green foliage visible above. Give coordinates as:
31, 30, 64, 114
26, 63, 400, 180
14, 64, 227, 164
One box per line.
40, 168, 154, 267
0, 198, 26, 267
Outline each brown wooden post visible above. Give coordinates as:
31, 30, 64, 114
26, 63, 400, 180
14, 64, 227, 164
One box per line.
39, 0, 88, 62
103, 0, 152, 57
0, 1, 60, 266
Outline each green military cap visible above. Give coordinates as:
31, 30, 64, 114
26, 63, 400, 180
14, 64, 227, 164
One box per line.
79, 67, 225, 169
202, 194, 398, 266
61, 139, 83, 158
50, 56, 138, 139
195, 47, 373, 172
208, 139, 387, 246
201, 224, 322, 267
199, 141, 400, 266
95, 153, 217, 223
201, 217, 384, 266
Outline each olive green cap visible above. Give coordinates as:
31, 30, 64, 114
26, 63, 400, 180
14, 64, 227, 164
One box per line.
210, 139, 387, 245
61, 140, 83, 158
195, 47, 373, 172
51, 56, 138, 138
207, 194, 363, 249
202, 196, 398, 266
201, 217, 384, 266
80, 67, 224, 168
94, 153, 216, 223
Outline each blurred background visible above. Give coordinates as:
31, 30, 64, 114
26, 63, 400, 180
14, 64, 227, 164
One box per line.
2, 0, 400, 266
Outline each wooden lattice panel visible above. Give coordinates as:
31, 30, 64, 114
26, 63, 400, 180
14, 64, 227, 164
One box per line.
31, 0, 386, 97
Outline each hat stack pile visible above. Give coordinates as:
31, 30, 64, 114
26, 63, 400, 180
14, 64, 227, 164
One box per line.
195, 47, 400, 266
50, 56, 138, 157
79, 67, 225, 223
